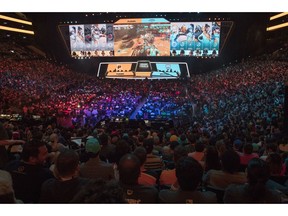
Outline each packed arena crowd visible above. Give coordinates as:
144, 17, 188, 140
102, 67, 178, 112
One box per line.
0, 41, 288, 204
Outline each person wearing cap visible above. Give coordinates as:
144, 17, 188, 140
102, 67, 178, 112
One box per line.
79, 138, 115, 181
40, 149, 90, 203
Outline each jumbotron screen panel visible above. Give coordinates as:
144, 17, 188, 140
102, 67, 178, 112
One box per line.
68, 19, 221, 57
69, 24, 114, 57
170, 22, 221, 56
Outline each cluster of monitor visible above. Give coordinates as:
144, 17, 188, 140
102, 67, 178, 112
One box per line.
69, 18, 221, 57
98, 61, 189, 80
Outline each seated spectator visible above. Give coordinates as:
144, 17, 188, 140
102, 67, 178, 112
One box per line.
118, 154, 158, 203
79, 138, 114, 181
159, 156, 217, 203
133, 147, 157, 186
266, 153, 288, 186
203, 150, 247, 190
0, 169, 22, 203
162, 141, 180, 170
99, 133, 115, 163
39, 149, 90, 203
0, 122, 25, 169
188, 141, 205, 167
71, 179, 127, 203
143, 138, 164, 171
224, 158, 282, 203
49, 133, 67, 153
238, 143, 259, 166
203, 145, 221, 173
6, 140, 53, 203
260, 143, 278, 161
159, 145, 187, 188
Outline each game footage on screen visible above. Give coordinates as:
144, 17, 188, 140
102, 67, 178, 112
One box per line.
113, 23, 171, 57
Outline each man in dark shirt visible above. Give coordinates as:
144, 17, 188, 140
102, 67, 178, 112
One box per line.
118, 153, 158, 203
40, 149, 90, 203
159, 156, 217, 203
6, 140, 53, 203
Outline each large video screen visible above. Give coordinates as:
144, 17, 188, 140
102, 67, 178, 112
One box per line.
113, 23, 170, 56
67, 20, 221, 58
69, 24, 114, 57
170, 22, 221, 57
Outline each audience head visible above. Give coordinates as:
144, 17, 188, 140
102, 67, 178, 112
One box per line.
54, 149, 79, 180
98, 133, 109, 146
221, 150, 240, 174
195, 141, 205, 153
243, 143, 253, 154
21, 140, 48, 165
266, 153, 282, 176
118, 154, 140, 185
71, 179, 126, 203
0, 170, 18, 203
143, 138, 154, 154
246, 158, 270, 201
204, 145, 221, 171
176, 156, 203, 191
85, 138, 101, 158
173, 145, 188, 163
133, 146, 147, 167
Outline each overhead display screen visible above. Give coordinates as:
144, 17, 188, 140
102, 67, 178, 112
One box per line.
170, 22, 221, 56
69, 24, 114, 57
68, 19, 221, 58
113, 18, 170, 56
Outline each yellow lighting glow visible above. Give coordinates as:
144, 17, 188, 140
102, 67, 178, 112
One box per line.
0, 25, 34, 35
267, 22, 288, 31
0, 15, 32, 25
270, 12, 288, 21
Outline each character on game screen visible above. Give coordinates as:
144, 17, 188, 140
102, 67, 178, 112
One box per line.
149, 44, 160, 56
91, 25, 101, 46
180, 24, 187, 34
170, 24, 179, 41
211, 24, 220, 47
70, 26, 77, 49
76, 26, 85, 43
194, 25, 203, 42
132, 36, 145, 56
186, 24, 194, 42
198, 24, 211, 43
